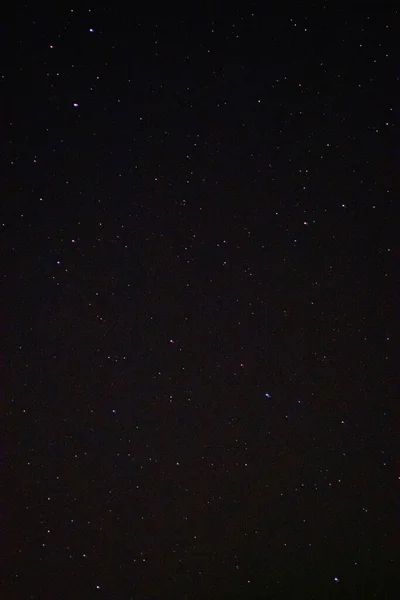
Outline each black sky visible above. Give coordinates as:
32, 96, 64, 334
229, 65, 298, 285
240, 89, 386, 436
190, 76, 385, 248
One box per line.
3, 4, 397, 599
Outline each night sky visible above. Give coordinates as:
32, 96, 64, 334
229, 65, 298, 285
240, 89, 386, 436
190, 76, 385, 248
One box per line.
4, 4, 397, 599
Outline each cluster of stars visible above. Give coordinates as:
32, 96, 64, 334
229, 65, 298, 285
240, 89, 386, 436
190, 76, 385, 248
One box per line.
5, 3, 395, 598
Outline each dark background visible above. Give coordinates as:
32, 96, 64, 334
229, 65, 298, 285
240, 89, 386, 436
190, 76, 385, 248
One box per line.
3, 3, 397, 599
